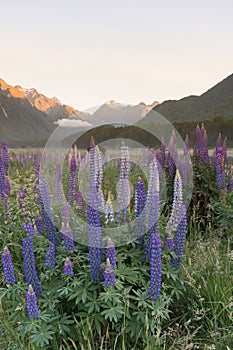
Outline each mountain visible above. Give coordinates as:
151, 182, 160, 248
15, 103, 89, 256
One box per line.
18, 86, 86, 122
0, 78, 55, 146
86, 100, 159, 125
150, 73, 233, 123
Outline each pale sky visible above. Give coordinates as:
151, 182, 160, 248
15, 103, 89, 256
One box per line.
1, 0, 233, 110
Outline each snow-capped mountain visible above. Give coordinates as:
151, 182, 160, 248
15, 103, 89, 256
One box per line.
17, 86, 86, 122
85, 100, 159, 125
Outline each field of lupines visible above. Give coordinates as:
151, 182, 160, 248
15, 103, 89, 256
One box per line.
0, 124, 233, 350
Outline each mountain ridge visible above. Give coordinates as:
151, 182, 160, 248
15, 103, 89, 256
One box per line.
151, 73, 233, 122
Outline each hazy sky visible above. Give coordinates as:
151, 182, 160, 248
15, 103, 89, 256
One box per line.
1, 0, 233, 110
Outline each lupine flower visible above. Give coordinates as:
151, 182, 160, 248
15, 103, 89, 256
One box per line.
68, 157, 76, 205
77, 189, 84, 214
164, 233, 174, 251
148, 232, 162, 302
54, 163, 62, 202
156, 139, 166, 169
59, 222, 65, 239
104, 191, 114, 224
22, 237, 42, 295
45, 242, 56, 268
87, 190, 103, 282
134, 177, 147, 247
26, 285, 40, 318
215, 146, 226, 192
1, 246, 16, 284
35, 215, 44, 234
64, 257, 74, 276
104, 259, 115, 287
39, 179, 60, 246
171, 204, 187, 269
94, 146, 103, 191
23, 222, 35, 237
62, 203, 71, 226
106, 238, 116, 268
18, 188, 27, 209
144, 159, 160, 260
0, 156, 6, 202
166, 131, 178, 177
166, 169, 183, 233
0, 141, 10, 169
116, 143, 130, 223
194, 124, 209, 164
64, 223, 75, 252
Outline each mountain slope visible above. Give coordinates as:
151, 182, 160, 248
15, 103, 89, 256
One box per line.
0, 78, 55, 146
152, 73, 233, 122
18, 86, 85, 122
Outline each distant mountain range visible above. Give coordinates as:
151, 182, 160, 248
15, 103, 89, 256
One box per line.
85, 100, 159, 125
150, 73, 233, 123
0, 73, 233, 146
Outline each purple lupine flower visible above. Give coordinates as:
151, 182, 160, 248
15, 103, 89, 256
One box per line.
26, 285, 40, 319
166, 131, 177, 177
156, 139, 166, 169
164, 233, 174, 251
104, 259, 115, 287
148, 232, 162, 302
64, 257, 74, 276
94, 146, 103, 192
23, 222, 35, 238
45, 242, 56, 268
0, 156, 6, 202
87, 190, 103, 282
106, 238, 116, 268
54, 163, 62, 202
1, 246, 16, 284
216, 133, 222, 148
215, 146, 226, 192
64, 223, 74, 252
39, 179, 60, 246
18, 188, 27, 209
166, 169, 183, 233
104, 191, 114, 224
134, 176, 147, 248
77, 189, 84, 215
35, 215, 44, 234
116, 143, 130, 223
89, 136, 96, 188
68, 157, 77, 205
0, 141, 10, 169
59, 222, 65, 239
171, 204, 187, 269
22, 237, 42, 295
144, 159, 160, 261
194, 124, 209, 164
62, 203, 71, 226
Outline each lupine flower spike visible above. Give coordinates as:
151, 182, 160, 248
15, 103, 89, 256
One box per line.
45, 242, 56, 268
64, 257, 74, 276
104, 259, 115, 287
148, 232, 162, 302
1, 246, 16, 284
106, 238, 116, 268
26, 285, 40, 318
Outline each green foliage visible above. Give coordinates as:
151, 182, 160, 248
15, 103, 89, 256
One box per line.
0, 145, 233, 349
